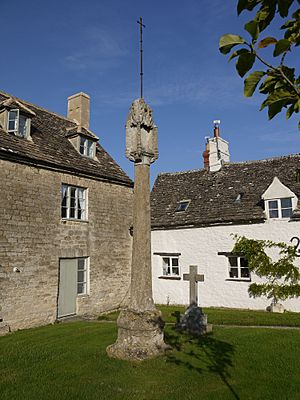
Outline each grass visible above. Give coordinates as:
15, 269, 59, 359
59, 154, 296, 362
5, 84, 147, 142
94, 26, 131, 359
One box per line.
98, 305, 300, 327
1, 321, 300, 399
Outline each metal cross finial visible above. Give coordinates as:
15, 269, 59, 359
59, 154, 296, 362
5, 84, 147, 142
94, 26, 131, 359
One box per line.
137, 17, 146, 99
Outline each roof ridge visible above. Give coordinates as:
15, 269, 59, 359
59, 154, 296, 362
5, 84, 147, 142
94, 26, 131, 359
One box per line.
157, 154, 300, 177
0, 90, 77, 125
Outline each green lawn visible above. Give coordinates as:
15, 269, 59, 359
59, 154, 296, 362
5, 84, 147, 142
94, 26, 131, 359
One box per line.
1, 321, 300, 399
98, 305, 300, 327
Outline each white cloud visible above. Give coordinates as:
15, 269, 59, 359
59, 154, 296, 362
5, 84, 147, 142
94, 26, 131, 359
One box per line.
64, 27, 128, 72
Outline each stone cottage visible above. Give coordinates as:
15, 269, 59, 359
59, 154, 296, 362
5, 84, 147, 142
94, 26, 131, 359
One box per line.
151, 122, 300, 312
0, 90, 133, 334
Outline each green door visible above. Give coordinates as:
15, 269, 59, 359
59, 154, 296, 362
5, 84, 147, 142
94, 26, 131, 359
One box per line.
57, 259, 77, 318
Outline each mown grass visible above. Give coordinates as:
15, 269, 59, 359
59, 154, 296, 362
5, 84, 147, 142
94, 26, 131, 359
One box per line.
98, 305, 300, 327
1, 321, 300, 399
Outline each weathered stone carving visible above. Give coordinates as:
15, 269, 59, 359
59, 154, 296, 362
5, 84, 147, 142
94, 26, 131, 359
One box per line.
125, 98, 158, 165
107, 98, 166, 361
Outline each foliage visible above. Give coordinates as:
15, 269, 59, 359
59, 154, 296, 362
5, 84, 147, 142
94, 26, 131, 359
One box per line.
233, 235, 300, 304
219, 0, 300, 128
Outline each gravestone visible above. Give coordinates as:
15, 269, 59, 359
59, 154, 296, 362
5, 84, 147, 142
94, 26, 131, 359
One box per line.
106, 99, 167, 361
176, 265, 212, 335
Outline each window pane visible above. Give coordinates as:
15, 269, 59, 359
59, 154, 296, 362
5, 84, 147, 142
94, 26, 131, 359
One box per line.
163, 258, 170, 266
78, 270, 85, 283
18, 115, 27, 137
172, 258, 179, 266
70, 207, 75, 218
9, 110, 18, 120
80, 137, 85, 154
241, 268, 250, 278
77, 283, 85, 294
229, 268, 238, 278
268, 200, 278, 209
61, 207, 67, 218
240, 258, 248, 268
78, 259, 85, 269
87, 141, 94, 157
281, 198, 292, 208
8, 120, 16, 131
269, 209, 279, 218
282, 208, 292, 218
172, 267, 179, 275
229, 257, 238, 267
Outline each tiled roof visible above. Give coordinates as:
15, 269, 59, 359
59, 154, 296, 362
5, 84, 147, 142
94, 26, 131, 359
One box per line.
0, 91, 132, 187
151, 155, 300, 229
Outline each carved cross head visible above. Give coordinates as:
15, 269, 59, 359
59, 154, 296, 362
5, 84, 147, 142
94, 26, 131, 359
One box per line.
125, 98, 158, 165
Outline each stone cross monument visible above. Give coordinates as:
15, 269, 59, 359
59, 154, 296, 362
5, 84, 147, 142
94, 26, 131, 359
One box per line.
176, 265, 212, 335
183, 265, 204, 306
106, 98, 166, 360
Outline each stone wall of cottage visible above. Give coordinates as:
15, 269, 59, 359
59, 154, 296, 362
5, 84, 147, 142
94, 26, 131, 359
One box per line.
152, 221, 300, 312
0, 159, 133, 332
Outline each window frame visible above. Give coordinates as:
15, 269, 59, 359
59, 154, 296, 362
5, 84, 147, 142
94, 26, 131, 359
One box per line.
61, 184, 87, 221
175, 200, 190, 213
7, 108, 30, 138
227, 255, 250, 281
79, 136, 95, 158
266, 197, 293, 219
77, 257, 89, 296
162, 256, 180, 277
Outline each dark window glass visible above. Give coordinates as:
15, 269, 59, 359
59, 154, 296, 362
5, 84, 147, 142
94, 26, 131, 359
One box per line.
268, 200, 278, 209
282, 208, 292, 218
269, 209, 279, 218
229, 268, 238, 278
176, 201, 189, 212
229, 257, 238, 267
281, 198, 292, 208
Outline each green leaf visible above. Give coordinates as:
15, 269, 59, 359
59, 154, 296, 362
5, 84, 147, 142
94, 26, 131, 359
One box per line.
219, 34, 246, 54
258, 37, 277, 48
260, 89, 295, 110
236, 52, 256, 77
244, 71, 265, 97
228, 48, 250, 62
277, 0, 293, 18
245, 20, 259, 41
259, 76, 277, 94
268, 101, 285, 120
273, 39, 291, 56
286, 104, 295, 119
237, 0, 259, 15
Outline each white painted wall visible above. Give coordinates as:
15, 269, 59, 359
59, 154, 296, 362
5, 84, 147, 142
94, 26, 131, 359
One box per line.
151, 220, 300, 311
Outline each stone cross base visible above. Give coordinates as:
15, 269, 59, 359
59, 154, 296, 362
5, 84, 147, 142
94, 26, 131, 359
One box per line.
106, 308, 167, 361
175, 304, 213, 335
0, 322, 10, 336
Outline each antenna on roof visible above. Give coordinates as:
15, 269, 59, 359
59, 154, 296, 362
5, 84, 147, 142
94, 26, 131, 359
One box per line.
137, 17, 146, 99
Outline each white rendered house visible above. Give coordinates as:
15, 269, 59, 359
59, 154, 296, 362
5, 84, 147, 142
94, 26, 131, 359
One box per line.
150, 123, 300, 312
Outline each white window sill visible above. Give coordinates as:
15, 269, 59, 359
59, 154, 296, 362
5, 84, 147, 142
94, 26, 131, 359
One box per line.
61, 219, 89, 224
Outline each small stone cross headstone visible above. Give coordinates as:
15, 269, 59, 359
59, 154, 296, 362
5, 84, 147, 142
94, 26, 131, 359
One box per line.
176, 265, 212, 335
183, 265, 204, 306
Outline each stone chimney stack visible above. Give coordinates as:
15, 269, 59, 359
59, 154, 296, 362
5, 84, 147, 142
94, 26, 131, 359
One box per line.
67, 92, 90, 129
203, 120, 230, 172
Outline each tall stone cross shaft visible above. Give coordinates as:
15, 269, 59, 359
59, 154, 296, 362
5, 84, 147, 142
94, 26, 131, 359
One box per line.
183, 265, 204, 306
107, 98, 166, 361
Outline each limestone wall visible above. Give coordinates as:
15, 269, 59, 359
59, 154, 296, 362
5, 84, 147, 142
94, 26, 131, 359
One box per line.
152, 221, 300, 312
0, 159, 133, 332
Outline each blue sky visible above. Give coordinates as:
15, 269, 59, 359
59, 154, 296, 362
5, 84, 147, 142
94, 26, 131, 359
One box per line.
1, 0, 299, 184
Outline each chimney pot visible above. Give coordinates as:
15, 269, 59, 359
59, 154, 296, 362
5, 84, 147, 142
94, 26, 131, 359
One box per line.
67, 92, 90, 129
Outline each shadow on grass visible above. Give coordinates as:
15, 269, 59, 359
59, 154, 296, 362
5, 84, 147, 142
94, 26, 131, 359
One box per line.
165, 329, 239, 400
